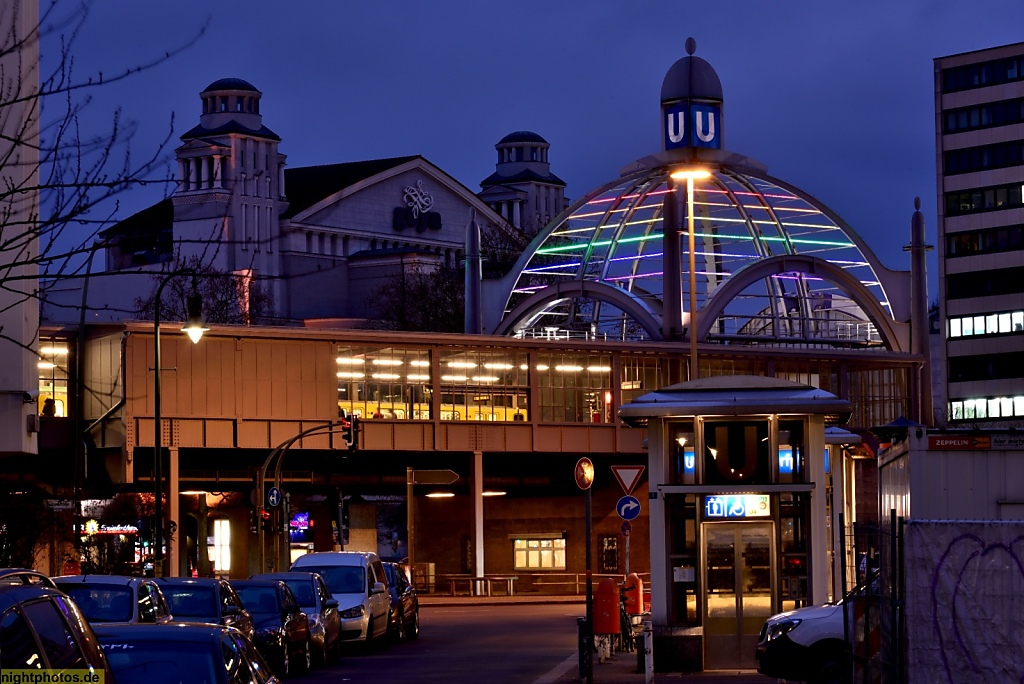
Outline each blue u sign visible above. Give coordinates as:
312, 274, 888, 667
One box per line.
663, 103, 721, 151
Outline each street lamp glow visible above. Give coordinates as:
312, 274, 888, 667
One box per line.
425, 492, 455, 498
670, 168, 712, 180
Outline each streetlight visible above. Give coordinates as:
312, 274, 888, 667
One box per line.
153, 271, 207, 577
670, 168, 711, 380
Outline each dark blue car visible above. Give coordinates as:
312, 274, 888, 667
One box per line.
94, 622, 277, 684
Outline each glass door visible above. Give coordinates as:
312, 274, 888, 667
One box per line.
703, 522, 774, 669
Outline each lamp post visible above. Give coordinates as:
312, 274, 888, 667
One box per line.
670, 168, 711, 380
153, 271, 207, 577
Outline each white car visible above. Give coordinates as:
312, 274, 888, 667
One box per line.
755, 571, 879, 684
289, 551, 390, 644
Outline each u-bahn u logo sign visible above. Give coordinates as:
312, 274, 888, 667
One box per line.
663, 103, 721, 151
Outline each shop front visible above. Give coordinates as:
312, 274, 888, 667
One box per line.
619, 376, 854, 672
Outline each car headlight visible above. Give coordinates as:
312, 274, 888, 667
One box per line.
765, 619, 802, 641
339, 605, 365, 619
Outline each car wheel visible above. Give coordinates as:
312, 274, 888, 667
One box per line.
329, 631, 343, 663
392, 611, 406, 642
812, 647, 850, 684
364, 615, 375, 649
279, 645, 290, 678
406, 609, 420, 640
301, 637, 312, 673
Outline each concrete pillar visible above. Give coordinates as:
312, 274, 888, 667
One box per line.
169, 446, 181, 577
189, 159, 198, 191
178, 160, 188, 192
648, 421, 670, 624
513, 200, 521, 228
472, 451, 484, 591
807, 416, 829, 604
212, 155, 222, 188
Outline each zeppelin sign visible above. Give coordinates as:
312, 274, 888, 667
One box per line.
927, 434, 1024, 450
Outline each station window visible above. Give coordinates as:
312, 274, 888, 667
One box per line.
513, 538, 565, 570
670, 421, 696, 485
336, 346, 432, 420
439, 349, 529, 421
38, 339, 70, 417
536, 353, 611, 423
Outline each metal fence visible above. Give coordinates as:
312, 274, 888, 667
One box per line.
840, 510, 903, 683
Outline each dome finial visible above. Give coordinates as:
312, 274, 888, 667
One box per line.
914, 196, 921, 211
685, 37, 696, 56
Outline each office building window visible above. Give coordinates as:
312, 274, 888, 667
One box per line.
947, 266, 1024, 299
945, 184, 1022, 216
37, 339, 69, 417
948, 310, 1024, 338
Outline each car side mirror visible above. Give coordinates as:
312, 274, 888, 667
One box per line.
371, 582, 386, 595
223, 605, 240, 616
285, 604, 301, 615
324, 598, 338, 609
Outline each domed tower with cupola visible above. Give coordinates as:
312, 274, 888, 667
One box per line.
478, 131, 567, 234
173, 78, 286, 304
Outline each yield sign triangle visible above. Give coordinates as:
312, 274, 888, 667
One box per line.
611, 465, 645, 495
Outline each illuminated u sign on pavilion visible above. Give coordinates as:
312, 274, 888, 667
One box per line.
491, 39, 907, 355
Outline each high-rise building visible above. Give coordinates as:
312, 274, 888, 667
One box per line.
935, 42, 1024, 425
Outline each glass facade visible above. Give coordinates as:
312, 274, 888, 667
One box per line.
502, 167, 892, 348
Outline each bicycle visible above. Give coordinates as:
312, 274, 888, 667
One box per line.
618, 584, 639, 653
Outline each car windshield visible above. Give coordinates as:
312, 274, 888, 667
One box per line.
298, 566, 364, 595
234, 586, 279, 615
102, 640, 218, 684
281, 579, 316, 608
59, 586, 135, 623
161, 586, 217, 618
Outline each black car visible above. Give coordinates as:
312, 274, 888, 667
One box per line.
232, 579, 311, 677
0, 568, 114, 677
250, 571, 341, 665
54, 574, 173, 624
156, 577, 255, 640
94, 622, 277, 684
382, 562, 420, 641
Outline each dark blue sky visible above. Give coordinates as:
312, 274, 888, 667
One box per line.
60, 0, 1024, 295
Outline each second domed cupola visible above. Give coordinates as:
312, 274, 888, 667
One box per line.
199, 78, 263, 131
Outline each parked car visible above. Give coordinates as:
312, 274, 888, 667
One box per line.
250, 571, 341, 665
0, 568, 114, 676
155, 577, 254, 640
232, 579, 311, 677
755, 570, 880, 683
289, 551, 390, 644
382, 562, 420, 641
54, 574, 173, 624
94, 622, 277, 684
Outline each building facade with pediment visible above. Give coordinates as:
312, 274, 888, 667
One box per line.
47, 78, 521, 326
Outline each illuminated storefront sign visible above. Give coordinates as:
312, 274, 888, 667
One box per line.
704, 494, 770, 519
81, 520, 139, 535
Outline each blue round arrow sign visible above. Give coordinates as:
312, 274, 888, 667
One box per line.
267, 487, 282, 508
617, 495, 641, 520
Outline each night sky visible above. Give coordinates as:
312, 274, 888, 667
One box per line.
55, 1, 1024, 297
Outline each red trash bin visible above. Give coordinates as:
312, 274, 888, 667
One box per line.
594, 578, 620, 634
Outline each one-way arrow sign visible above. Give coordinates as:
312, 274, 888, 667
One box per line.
411, 469, 459, 485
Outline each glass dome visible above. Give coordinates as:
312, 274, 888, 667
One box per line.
495, 162, 900, 350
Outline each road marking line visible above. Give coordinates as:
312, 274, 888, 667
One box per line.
533, 651, 578, 684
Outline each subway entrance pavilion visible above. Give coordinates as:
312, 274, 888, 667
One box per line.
33, 41, 925, 673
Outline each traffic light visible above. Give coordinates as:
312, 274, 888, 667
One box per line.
259, 508, 271, 532
343, 415, 359, 450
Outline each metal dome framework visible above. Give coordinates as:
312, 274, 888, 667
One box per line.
495, 164, 900, 350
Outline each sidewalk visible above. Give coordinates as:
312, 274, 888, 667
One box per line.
418, 593, 774, 683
